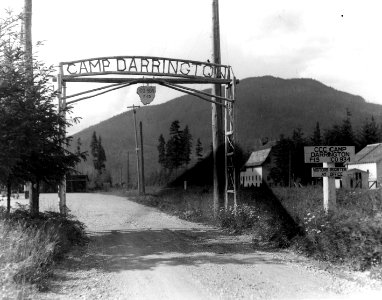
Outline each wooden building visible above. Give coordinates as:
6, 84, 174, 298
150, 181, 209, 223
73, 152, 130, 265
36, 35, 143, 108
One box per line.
240, 147, 274, 188
347, 143, 382, 189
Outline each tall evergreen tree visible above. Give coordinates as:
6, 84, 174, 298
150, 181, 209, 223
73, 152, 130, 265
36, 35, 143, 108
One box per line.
358, 116, 380, 149
181, 125, 192, 166
157, 134, 167, 168
97, 136, 107, 173
195, 138, 203, 162
166, 120, 183, 170
310, 122, 322, 145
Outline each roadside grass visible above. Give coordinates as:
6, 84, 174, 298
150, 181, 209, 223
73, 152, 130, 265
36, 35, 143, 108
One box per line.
0, 206, 88, 298
127, 185, 301, 247
274, 186, 382, 278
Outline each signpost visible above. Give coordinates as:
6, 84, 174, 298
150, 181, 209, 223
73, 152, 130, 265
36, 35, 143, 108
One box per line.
304, 146, 355, 213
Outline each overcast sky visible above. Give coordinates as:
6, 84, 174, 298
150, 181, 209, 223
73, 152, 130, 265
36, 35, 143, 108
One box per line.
1, 0, 382, 134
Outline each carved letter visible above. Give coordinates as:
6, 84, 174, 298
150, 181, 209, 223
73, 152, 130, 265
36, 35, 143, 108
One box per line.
151, 59, 161, 73
180, 62, 190, 75
141, 58, 149, 72
129, 58, 137, 72
79, 61, 89, 74
203, 65, 213, 77
168, 60, 178, 74
117, 58, 126, 71
66, 63, 77, 74
89, 60, 101, 73
102, 59, 110, 72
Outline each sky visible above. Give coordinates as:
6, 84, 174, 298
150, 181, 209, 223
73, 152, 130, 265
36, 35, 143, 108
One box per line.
1, 0, 382, 134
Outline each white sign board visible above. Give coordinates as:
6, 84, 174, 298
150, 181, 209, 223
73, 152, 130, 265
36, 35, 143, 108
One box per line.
311, 167, 347, 177
137, 85, 156, 105
304, 146, 355, 163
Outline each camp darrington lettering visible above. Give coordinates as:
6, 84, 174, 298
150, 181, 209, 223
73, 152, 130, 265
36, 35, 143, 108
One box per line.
61, 56, 231, 80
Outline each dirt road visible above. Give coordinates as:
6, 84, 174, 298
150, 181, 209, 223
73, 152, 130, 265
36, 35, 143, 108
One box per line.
24, 193, 381, 299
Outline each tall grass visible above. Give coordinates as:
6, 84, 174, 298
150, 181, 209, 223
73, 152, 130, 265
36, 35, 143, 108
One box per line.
274, 186, 382, 277
0, 207, 88, 297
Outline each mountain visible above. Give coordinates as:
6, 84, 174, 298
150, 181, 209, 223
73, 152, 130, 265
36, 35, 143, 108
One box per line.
71, 76, 382, 184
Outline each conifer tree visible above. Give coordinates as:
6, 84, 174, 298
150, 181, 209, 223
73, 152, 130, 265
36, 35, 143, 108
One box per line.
195, 138, 203, 162
157, 134, 167, 168
359, 116, 380, 149
181, 125, 192, 166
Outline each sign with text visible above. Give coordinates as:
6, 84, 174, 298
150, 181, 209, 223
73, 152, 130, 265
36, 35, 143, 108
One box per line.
304, 146, 355, 163
137, 85, 156, 105
61, 56, 231, 82
311, 167, 347, 177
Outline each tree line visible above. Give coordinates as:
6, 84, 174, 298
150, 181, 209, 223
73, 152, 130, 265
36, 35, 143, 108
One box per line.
269, 109, 381, 186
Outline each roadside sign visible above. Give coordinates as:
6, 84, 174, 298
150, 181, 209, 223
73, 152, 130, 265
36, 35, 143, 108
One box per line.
304, 146, 355, 163
137, 85, 156, 105
311, 167, 347, 177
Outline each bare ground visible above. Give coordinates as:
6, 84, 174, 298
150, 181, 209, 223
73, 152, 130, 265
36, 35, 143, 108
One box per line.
8, 193, 382, 300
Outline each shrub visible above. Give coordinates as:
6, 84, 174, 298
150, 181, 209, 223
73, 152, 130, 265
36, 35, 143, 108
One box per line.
293, 209, 382, 271
217, 204, 261, 233
0, 207, 88, 293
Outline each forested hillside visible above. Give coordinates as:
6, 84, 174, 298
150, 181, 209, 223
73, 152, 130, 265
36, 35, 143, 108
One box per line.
71, 76, 382, 184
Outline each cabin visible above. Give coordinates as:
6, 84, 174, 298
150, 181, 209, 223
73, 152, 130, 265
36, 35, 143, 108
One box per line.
240, 147, 274, 187
347, 143, 382, 189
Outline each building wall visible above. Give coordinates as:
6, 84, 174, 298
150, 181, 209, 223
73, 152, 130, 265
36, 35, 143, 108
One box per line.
240, 166, 263, 187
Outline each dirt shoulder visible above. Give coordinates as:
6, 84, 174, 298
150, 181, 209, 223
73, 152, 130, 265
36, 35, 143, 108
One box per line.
31, 193, 382, 300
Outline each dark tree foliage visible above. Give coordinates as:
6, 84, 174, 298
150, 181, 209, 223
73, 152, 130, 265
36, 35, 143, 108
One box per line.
324, 109, 356, 147
310, 122, 322, 146
0, 11, 84, 214
157, 120, 193, 171
270, 134, 293, 186
181, 125, 192, 166
90, 132, 106, 174
195, 138, 203, 162
157, 134, 166, 168
358, 116, 380, 149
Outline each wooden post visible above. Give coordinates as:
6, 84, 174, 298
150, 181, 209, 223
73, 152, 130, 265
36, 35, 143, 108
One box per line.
24, 0, 34, 213
58, 79, 67, 215
128, 105, 141, 193
323, 162, 336, 213
127, 151, 130, 189
212, 0, 224, 217
139, 121, 145, 195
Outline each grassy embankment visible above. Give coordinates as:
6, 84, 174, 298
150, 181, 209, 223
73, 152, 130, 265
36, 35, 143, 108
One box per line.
0, 207, 88, 298
128, 185, 382, 278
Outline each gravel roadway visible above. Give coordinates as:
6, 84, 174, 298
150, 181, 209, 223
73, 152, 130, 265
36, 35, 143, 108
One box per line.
3, 193, 382, 300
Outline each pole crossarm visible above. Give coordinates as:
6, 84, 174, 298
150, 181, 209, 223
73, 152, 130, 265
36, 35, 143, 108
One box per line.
158, 81, 227, 107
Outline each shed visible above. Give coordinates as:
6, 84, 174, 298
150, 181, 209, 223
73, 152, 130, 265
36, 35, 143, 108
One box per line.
347, 143, 382, 189
341, 168, 369, 189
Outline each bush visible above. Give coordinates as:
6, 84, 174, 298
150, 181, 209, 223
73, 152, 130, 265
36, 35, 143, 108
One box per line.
0, 207, 88, 294
218, 204, 261, 233
295, 210, 382, 271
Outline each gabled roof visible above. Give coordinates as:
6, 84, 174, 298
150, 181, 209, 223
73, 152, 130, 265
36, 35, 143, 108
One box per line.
244, 148, 271, 167
351, 143, 382, 164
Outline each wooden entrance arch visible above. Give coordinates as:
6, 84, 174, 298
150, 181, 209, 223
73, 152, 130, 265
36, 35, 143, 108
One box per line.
57, 56, 237, 214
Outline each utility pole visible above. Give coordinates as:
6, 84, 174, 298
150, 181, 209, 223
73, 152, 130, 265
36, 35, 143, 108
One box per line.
212, 0, 224, 217
139, 121, 145, 195
127, 105, 141, 193
127, 151, 130, 189
24, 0, 35, 212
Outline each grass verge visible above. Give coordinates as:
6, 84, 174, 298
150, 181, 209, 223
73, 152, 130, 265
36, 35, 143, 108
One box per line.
0, 206, 88, 298
274, 186, 382, 278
